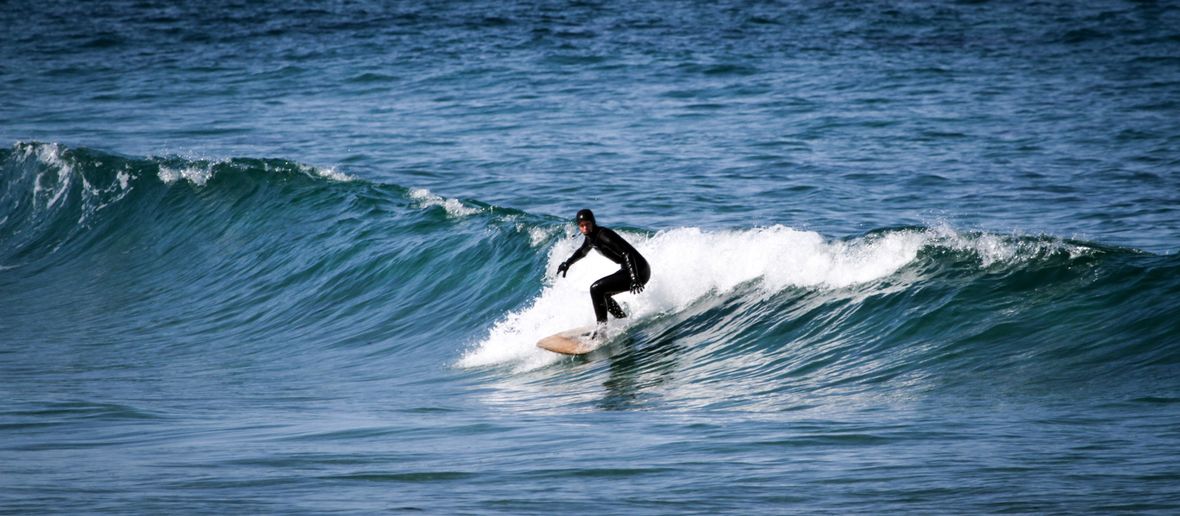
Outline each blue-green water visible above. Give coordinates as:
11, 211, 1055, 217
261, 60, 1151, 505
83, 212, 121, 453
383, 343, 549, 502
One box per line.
3, 1, 1180, 513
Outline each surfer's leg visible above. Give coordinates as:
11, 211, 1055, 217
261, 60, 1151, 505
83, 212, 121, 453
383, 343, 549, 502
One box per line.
590, 270, 632, 323
606, 297, 627, 319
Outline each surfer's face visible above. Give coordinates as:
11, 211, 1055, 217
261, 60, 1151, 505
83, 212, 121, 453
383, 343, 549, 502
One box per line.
578, 220, 594, 235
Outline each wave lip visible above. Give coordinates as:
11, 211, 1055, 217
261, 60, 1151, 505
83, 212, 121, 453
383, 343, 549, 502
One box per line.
408, 188, 482, 218
0, 142, 355, 268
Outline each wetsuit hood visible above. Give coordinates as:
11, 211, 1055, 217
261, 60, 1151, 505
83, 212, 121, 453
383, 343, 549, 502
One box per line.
575, 209, 596, 225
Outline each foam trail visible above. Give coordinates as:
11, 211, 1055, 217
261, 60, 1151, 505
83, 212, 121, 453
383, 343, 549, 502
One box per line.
458, 225, 926, 371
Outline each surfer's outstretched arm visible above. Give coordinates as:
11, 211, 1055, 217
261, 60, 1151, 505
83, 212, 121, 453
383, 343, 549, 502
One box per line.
557, 239, 590, 277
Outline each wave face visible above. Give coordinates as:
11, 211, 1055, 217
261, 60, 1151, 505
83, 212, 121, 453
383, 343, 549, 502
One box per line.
0, 143, 545, 370
3, 143, 1180, 513
4, 142, 1177, 394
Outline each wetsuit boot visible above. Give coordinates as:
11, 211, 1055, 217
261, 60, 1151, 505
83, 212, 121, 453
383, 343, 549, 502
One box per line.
591, 322, 608, 340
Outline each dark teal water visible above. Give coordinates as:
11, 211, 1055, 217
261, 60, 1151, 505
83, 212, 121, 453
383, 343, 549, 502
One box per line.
3, 1, 1180, 513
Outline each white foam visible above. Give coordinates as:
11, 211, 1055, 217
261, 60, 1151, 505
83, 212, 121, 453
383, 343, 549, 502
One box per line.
301, 163, 352, 182
923, 222, 1094, 266
409, 188, 480, 217
526, 225, 559, 247
457, 225, 927, 371
158, 164, 214, 186
30, 143, 74, 210
156, 159, 351, 187
8, 142, 135, 230
80, 166, 136, 223
116, 170, 131, 190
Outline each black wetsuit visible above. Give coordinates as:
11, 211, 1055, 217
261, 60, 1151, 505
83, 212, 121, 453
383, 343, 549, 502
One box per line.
562, 226, 651, 323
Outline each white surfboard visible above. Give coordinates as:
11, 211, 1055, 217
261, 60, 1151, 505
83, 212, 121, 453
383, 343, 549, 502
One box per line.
537, 326, 601, 355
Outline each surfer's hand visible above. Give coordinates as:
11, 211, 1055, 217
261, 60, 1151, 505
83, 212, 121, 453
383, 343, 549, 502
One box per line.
557, 262, 569, 278
630, 282, 644, 294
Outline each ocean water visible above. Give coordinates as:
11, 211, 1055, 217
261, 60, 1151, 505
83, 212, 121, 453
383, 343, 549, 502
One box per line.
3, 0, 1180, 513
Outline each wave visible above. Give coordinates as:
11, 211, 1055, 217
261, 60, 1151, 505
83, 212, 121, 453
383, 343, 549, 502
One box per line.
460, 223, 1172, 362
0, 142, 351, 266
0, 142, 525, 369
4, 142, 1177, 400
460, 228, 1179, 407
463, 224, 1180, 409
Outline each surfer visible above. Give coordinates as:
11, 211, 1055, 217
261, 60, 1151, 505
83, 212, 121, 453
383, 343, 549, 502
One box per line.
556, 209, 651, 334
